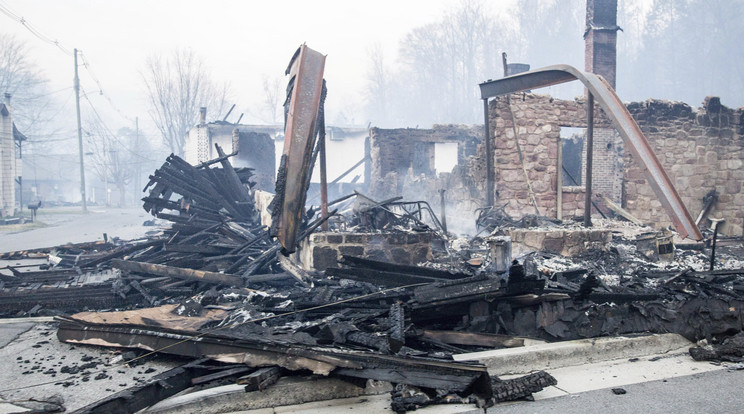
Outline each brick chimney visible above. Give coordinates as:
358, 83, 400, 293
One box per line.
584, 0, 619, 89
199, 107, 207, 126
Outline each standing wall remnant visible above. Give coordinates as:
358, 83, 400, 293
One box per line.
183, 123, 276, 192
624, 97, 744, 235
367, 94, 743, 237
488, 93, 622, 220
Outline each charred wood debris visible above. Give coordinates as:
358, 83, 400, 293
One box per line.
2, 149, 744, 412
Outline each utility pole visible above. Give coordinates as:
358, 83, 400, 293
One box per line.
74, 49, 87, 212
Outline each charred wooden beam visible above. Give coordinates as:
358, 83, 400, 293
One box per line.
277, 253, 312, 287
162, 244, 232, 255
111, 259, 243, 286
339, 255, 469, 280
238, 366, 282, 391
413, 276, 504, 308
191, 366, 255, 386
490, 371, 557, 403
0, 284, 139, 314
79, 239, 163, 268
56, 317, 491, 396
326, 267, 448, 287
419, 330, 525, 348
388, 302, 405, 352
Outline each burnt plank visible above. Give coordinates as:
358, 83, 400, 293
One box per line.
326, 267, 445, 287
238, 366, 282, 391
420, 330, 525, 348
163, 244, 232, 255
340, 255, 468, 280
191, 366, 255, 386
111, 259, 243, 286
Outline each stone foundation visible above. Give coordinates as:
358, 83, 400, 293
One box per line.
509, 228, 612, 257
296, 231, 435, 271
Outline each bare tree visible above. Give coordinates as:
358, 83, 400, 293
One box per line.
261, 75, 282, 124
0, 33, 55, 136
392, 0, 509, 126
142, 49, 230, 155
84, 118, 135, 206
365, 43, 391, 125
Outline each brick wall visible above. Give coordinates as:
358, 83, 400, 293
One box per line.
368, 93, 744, 237
585, 0, 618, 89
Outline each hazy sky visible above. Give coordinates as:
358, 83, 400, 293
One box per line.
2, 0, 499, 131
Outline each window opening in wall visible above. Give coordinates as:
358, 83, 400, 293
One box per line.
560, 127, 585, 187
434, 142, 458, 175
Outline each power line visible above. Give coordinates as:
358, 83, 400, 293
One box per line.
78, 51, 134, 123
0, 1, 133, 125
80, 87, 158, 163
0, 0, 73, 57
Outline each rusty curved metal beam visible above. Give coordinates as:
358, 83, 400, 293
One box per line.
479, 64, 702, 240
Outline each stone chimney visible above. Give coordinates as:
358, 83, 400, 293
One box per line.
584, 0, 619, 89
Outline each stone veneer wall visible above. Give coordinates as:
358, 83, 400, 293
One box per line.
488, 93, 621, 219
296, 231, 434, 271
624, 97, 744, 236
509, 228, 612, 257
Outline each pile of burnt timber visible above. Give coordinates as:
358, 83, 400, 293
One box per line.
0, 146, 282, 316
142, 144, 260, 231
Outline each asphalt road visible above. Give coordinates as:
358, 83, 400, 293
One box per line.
489, 369, 744, 414
0, 206, 158, 253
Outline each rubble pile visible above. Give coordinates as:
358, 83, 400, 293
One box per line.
2, 150, 744, 412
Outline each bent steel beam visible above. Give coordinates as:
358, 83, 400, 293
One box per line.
479, 65, 702, 240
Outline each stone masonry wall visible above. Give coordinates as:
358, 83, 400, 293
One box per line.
488, 93, 620, 220
368, 125, 481, 200
369, 93, 744, 237
510, 228, 612, 257
624, 97, 744, 236
296, 231, 434, 271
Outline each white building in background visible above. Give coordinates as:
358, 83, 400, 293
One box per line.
0, 98, 25, 217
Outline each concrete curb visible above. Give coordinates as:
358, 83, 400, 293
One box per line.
144, 376, 391, 414
453, 333, 693, 375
